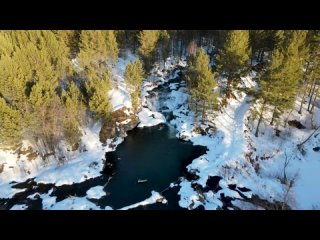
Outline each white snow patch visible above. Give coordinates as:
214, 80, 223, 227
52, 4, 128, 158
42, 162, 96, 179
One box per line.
138, 108, 166, 128
119, 191, 165, 210
27, 192, 40, 200
10, 204, 27, 210
86, 186, 106, 199
0, 182, 26, 199
48, 196, 100, 210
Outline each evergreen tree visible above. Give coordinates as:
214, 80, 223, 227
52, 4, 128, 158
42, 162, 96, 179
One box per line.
62, 81, 85, 147
84, 67, 112, 122
253, 30, 308, 137
217, 30, 251, 98
124, 59, 145, 110
103, 30, 119, 64
138, 30, 160, 57
185, 48, 219, 122
298, 30, 320, 114
0, 97, 23, 147
138, 30, 161, 71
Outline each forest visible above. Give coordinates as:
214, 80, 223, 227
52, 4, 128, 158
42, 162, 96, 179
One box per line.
1, 30, 317, 157
0, 30, 319, 210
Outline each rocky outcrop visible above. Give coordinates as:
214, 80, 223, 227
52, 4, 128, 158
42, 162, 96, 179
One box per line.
99, 107, 140, 143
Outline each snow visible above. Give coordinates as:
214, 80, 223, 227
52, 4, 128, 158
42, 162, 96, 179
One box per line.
119, 191, 165, 210
86, 186, 106, 199
108, 52, 136, 111
109, 88, 131, 111
138, 108, 166, 128
217, 188, 242, 199
178, 180, 200, 209
34, 123, 115, 186
27, 192, 39, 200
0, 141, 44, 184
0, 182, 26, 199
294, 156, 320, 209
41, 190, 57, 210
10, 204, 27, 210
48, 196, 101, 210
232, 199, 264, 210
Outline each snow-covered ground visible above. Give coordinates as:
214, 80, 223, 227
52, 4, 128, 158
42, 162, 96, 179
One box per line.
138, 108, 166, 128
108, 52, 136, 111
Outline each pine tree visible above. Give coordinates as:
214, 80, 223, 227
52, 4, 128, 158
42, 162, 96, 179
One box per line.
253, 30, 307, 137
297, 30, 320, 114
250, 30, 276, 63
159, 30, 171, 64
185, 48, 219, 123
0, 97, 23, 147
217, 30, 251, 98
0, 31, 14, 59
138, 30, 160, 57
103, 30, 119, 65
62, 81, 85, 147
84, 67, 112, 122
28, 79, 65, 158
138, 30, 161, 71
124, 59, 145, 110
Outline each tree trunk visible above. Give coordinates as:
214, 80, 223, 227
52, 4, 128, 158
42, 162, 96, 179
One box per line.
195, 101, 198, 116
284, 108, 294, 128
307, 78, 315, 97
259, 48, 264, 63
270, 107, 276, 125
308, 80, 317, 112
298, 85, 308, 114
298, 67, 311, 114
202, 100, 206, 124
255, 101, 266, 138
297, 125, 320, 149
225, 76, 232, 99
310, 86, 319, 113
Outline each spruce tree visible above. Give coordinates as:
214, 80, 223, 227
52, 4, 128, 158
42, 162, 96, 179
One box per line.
217, 30, 251, 98
0, 97, 23, 147
186, 48, 219, 122
138, 30, 161, 71
253, 30, 307, 137
62, 81, 85, 147
124, 59, 145, 110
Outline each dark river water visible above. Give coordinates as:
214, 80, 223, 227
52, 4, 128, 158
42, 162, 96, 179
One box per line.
100, 124, 207, 209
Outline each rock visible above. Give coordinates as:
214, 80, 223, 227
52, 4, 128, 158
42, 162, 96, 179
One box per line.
288, 120, 306, 129
34, 194, 41, 199
204, 176, 222, 192
313, 147, 320, 152
100, 107, 139, 143
194, 205, 205, 210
